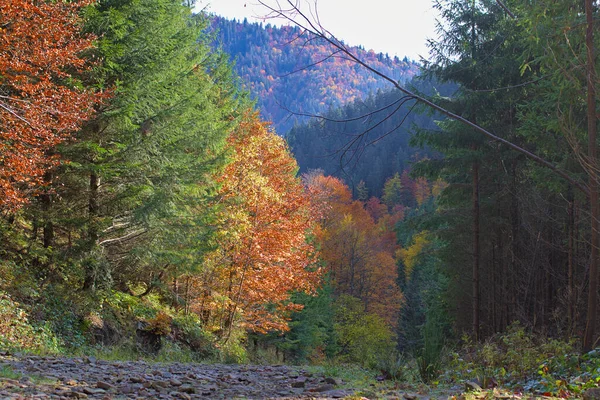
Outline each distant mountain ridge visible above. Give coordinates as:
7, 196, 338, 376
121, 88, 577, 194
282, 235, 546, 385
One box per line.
211, 16, 420, 134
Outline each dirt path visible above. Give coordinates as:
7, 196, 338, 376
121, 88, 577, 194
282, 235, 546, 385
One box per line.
0, 354, 368, 399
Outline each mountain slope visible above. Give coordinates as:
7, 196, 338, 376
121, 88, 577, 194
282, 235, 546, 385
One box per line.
211, 16, 420, 134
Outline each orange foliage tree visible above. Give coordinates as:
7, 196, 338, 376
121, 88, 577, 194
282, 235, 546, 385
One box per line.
0, 0, 99, 210
191, 113, 321, 335
307, 174, 402, 328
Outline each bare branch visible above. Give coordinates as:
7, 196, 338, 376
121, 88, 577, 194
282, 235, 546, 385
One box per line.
278, 48, 343, 77
257, 0, 589, 196
0, 101, 34, 127
495, 0, 517, 19
99, 229, 147, 247
276, 94, 413, 124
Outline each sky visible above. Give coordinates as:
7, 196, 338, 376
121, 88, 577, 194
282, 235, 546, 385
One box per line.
197, 0, 438, 61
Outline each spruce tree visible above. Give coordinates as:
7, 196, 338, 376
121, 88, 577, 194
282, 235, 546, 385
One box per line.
44, 0, 244, 293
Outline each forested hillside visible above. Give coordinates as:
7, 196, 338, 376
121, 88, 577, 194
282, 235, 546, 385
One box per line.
211, 16, 420, 134
0, 0, 321, 358
0, 0, 415, 374
287, 79, 454, 197
2, 0, 600, 399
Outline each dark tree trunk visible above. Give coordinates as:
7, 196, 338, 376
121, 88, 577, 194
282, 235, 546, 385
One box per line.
583, 0, 599, 352
83, 171, 100, 291
473, 161, 480, 340
568, 192, 575, 334
42, 171, 53, 248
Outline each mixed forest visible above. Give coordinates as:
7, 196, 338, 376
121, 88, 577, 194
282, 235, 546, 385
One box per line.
1, 0, 600, 398
211, 16, 420, 134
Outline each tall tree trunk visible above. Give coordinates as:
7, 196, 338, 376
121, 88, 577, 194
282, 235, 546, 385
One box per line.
583, 0, 599, 352
568, 193, 575, 334
83, 171, 100, 291
89, 172, 99, 243
41, 170, 53, 249
470, 1, 481, 341
473, 161, 480, 340
510, 161, 519, 326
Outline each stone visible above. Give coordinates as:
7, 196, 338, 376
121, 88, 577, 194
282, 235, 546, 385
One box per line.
179, 385, 195, 394
464, 381, 482, 392
95, 381, 114, 390
120, 385, 136, 394
82, 387, 107, 395
291, 379, 305, 388
323, 389, 352, 398
324, 377, 342, 386
584, 388, 600, 400
66, 390, 88, 399
309, 384, 335, 392
169, 378, 182, 386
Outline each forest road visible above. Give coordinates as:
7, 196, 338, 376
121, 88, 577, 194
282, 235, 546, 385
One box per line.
0, 354, 384, 399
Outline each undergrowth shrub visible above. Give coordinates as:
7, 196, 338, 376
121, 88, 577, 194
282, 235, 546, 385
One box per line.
171, 314, 218, 359
416, 306, 447, 383
217, 325, 249, 364
442, 322, 598, 395
376, 350, 421, 383
36, 288, 89, 349
0, 291, 60, 353
333, 295, 396, 369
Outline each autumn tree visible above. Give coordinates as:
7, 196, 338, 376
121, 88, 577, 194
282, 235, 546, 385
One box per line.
192, 113, 321, 336
382, 173, 403, 211
0, 0, 99, 210
308, 174, 402, 328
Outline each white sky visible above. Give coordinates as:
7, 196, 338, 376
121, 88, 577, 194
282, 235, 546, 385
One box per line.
197, 0, 438, 61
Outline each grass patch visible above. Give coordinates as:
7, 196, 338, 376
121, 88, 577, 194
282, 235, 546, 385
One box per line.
0, 365, 20, 380
306, 362, 378, 389
0, 365, 56, 386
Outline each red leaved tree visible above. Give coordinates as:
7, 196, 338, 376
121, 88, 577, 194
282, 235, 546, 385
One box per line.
308, 174, 402, 328
0, 0, 99, 210
192, 112, 321, 336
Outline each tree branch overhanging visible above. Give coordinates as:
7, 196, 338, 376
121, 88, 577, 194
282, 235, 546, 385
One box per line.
258, 0, 589, 197
495, 0, 517, 19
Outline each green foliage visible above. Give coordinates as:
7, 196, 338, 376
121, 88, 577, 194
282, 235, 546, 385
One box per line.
171, 314, 218, 359
0, 291, 61, 354
333, 295, 396, 369
395, 205, 451, 383
0, 365, 21, 380
443, 323, 593, 396
531, 348, 600, 395
104, 291, 158, 320
35, 289, 90, 350
417, 306, 447, 383
376, 351, 422, 383
217, 326, 249, 364
282, 284, 338, 364
307, 362, 379, 389
288, 84, 441, 197
89, 340, 198, 363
